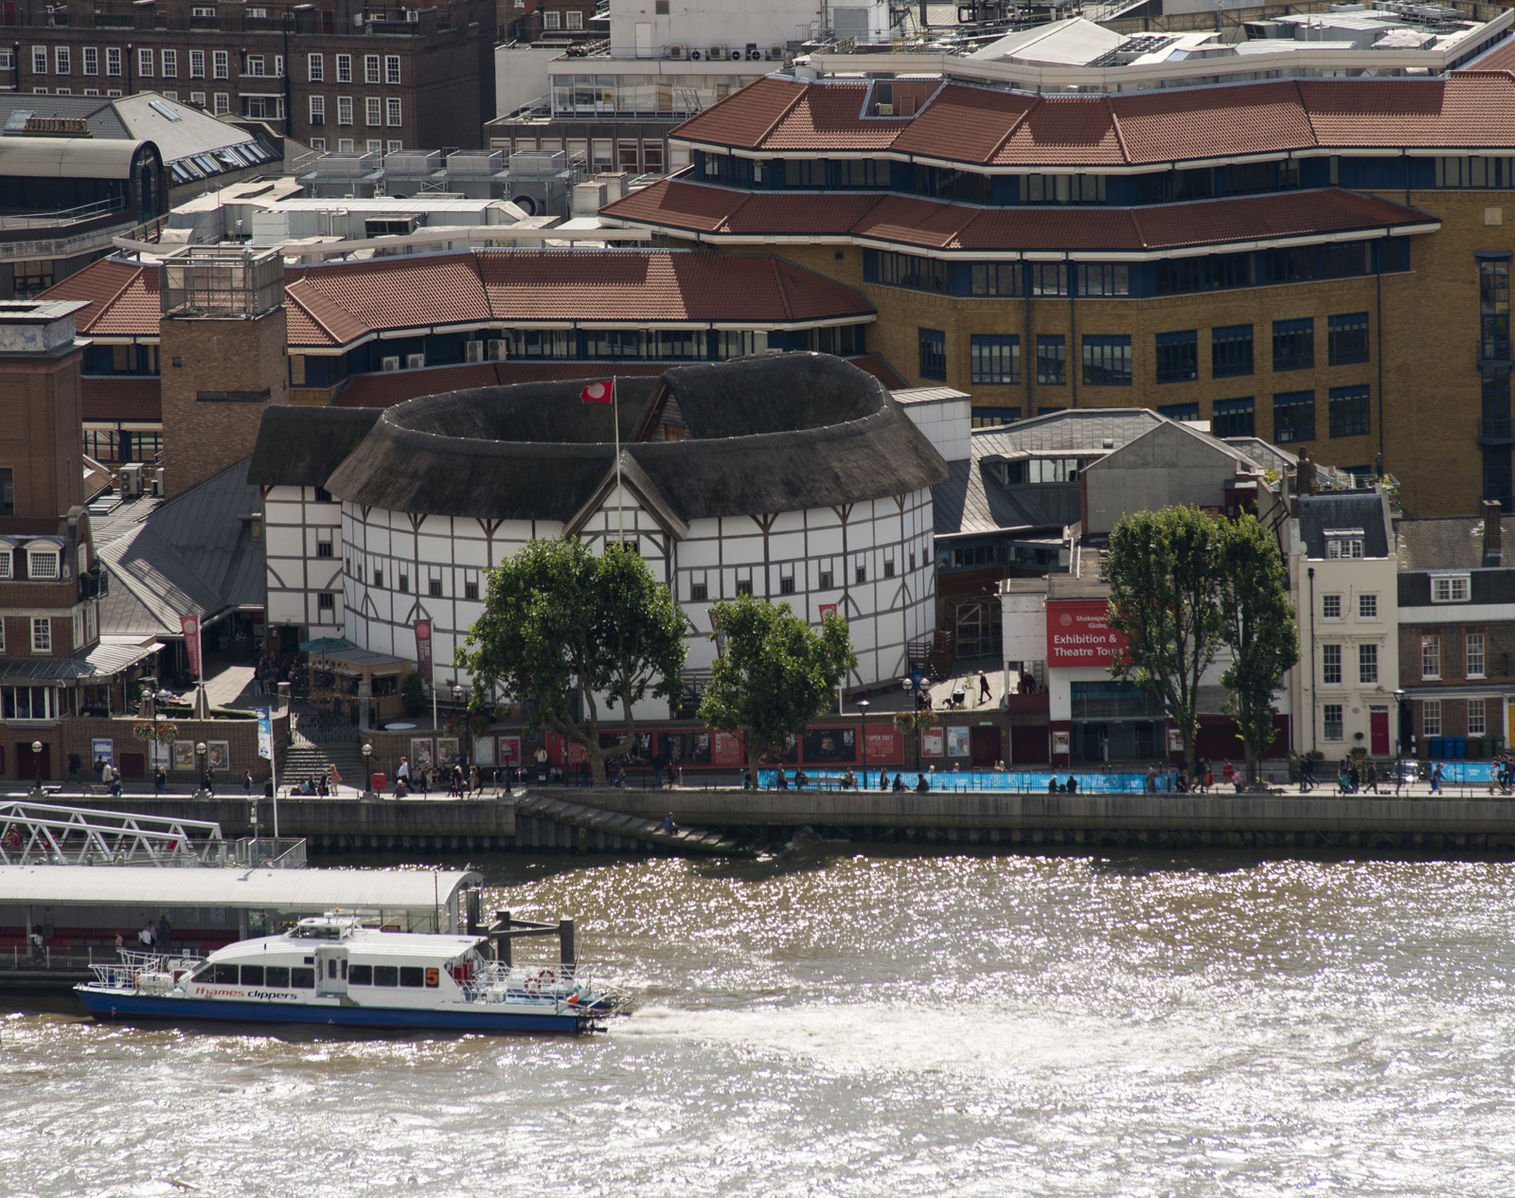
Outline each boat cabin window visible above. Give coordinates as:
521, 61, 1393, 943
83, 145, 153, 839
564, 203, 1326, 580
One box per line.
373, 965, 398, 987
293, 922, 347, 940
265, 966, 290, 987
400, 967, 424, 988
348, 964, 373, 986
240, 965, 264, 986
290, 967, 315, 989
206, 963, 239, 984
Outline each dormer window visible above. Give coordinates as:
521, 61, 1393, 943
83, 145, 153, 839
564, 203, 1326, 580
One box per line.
1431, 573, 1471, 603
26, 545, 59, 579
0, 549, 10, 580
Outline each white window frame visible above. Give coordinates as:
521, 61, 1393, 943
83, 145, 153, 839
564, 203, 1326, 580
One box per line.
1467, 631, 1486, 679
1322, 703, 1344, 741
82, 46, 97, 75
384, 54, 400, 84
212, 50, 229, 80
1423, 698, 1442, 737
190, 90, 206, 107
309, 94, 325, 124
337, 96, 353, 125
1422, 634, 1441, 681
137, 47, 153, 77
190, 49, 205, 79
1327, 538, 1364, 559
338, 137, 355, 153
106, 47, 122, 77
385, 96, 401, 127
1322, 643, 1342, 686
26, 546, 59, 580
1358, 592, 1378, 619
31, 46, 47, 74
364, 53, 380, 84
308, 52, 324, 82
566, 10, 584, 28
1321, 593, 1342, 620
1431, 574, 1471, 604
1469, 698, 1488, 737
246, 54, 266, 77
1358, 642, 1378, 685
161, 48, 177, 78
336, 53, 352, 83
0, 550, 11, 579
543, 9, 562, 28
365, 96, 382, 127
54, 45, 69, 74
213, 92, 230, 115
31, 617, 51, 654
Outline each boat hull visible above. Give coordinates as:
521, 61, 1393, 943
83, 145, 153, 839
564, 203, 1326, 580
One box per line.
74, 987, 596, 1034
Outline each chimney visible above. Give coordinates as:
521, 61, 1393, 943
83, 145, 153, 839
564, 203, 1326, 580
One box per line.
1483, 499, 1503, 567
1296, 448, 1316, 497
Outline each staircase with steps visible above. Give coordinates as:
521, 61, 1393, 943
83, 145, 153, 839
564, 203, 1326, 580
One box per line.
284, 704, 369, 791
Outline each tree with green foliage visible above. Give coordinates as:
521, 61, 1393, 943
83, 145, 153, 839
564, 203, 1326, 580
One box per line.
697, 594, 857, 777
1216, 513, 1298, 785
400, 670, 427, 718
457, 539, 686, 784
1104, 506, 1225, 776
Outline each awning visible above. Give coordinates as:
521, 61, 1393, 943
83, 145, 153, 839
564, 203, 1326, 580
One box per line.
0, 640, 160, 685
311, 644, 411, 674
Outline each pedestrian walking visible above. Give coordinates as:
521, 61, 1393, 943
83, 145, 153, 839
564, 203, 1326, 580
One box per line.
1431, 761, 1444, 795
153, 765, 166, 796
978, 672, 992, 704
243, 769, 254, 797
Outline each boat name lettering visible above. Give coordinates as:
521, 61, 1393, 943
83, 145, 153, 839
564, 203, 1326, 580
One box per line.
194, 986, 296, 1000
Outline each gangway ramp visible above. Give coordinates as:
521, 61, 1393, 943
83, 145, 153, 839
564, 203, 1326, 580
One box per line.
513, 791, 754, 857
0, 800, 232, 866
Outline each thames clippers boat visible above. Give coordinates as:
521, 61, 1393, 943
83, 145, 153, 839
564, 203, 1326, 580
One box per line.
74, 913, 625, 1035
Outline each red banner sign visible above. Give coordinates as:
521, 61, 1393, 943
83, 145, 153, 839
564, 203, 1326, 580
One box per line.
414, 619, 432, 679
180, 614, 201, 679
1045, 599, 1127, 669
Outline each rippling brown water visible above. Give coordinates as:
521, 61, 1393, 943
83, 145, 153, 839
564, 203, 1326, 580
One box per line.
5, 850, 1515, 1196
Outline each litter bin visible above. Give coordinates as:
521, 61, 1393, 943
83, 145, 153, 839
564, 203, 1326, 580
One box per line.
1455, 737, 1468, 760
371, 771, 387, 793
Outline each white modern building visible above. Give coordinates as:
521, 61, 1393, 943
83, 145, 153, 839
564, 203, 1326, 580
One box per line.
248, 353, 947, 715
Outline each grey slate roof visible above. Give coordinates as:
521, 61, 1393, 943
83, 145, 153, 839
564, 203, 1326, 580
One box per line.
1297, 491, 1392, 558
97, 458, 264, 637
1397, 515, 1515, 571
0, 640, 160, 685
285, 353, 948, 522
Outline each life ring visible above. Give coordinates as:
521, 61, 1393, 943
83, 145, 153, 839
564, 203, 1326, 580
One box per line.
536, 968, 556, 988
522, 968, 556, 995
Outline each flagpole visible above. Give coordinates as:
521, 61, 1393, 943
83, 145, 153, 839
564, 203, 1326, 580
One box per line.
614, 376, 625, 547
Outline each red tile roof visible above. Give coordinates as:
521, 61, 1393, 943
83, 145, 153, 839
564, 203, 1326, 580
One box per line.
606, 178, 1436, 253
81, 377, 160, 422
1463, 39, 1515, 73
671, 73, 1515, 166
41, 248, 874, 343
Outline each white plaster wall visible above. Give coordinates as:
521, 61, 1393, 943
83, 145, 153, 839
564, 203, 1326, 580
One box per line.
608, 0, 892, 57
264, 485, 344, 638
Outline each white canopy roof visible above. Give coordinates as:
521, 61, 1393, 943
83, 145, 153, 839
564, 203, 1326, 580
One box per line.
0, 865, 481, 911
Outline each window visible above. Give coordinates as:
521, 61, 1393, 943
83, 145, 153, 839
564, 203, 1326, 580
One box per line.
137, 47, 153, 77
1036, 335, 1066, 385
855, 561, 868, 584
735, 578, 753, 596
1031, 263, 1068, 296
337, 53, 352, 83
371, 566, 384, 589
385, 54, 401, 84
397, 571, 408, 593
309, 95, 325, 125
161, 48, 177, 78
1211, 324, 1254, 378
246, 54, 265, 77
106, 47, 122, 77
366, 97, 382, 127
364, 54, 380, 84
566, 10, 584, 28
31, 46, 45, 74
308, 53, 324, 82
316, 539, 333, 559
1273, 317, 1314, 371
54, 46, 69, 74
31, 617, 51, 654
870, 251, 950, 294
385, 97, 401, 127
1467, 631, 1486, 678
1077, 263, 1128, 296
1322, 643, 1342, 685
1469, 698, 1487, 737
969, 263, 1018, 296
2, 685, 55, 720
543, 9, 562, 28
0, 551, 9, 580
317, 592, 335, 613
1359, 593, 1377, 619
1328, 312, 1369, 365
970, 334, 1019, 385
1323, 703, 1344, 741
919, 328, 946, 381
1479, 252, 1511, 363
213, 50, 229, 79
1432, 574, 1471, 603
1322, 593, 1342, 619
1155, 330, 1198, 383
690, 578, 708, 602
337, 96, 353, 125
1359, 643, 1378, 685
429, 578, 443, 598
464, 579, 479, 602
1329, 386, 1370, 438
1422, 634, 1441, 680
83, 46, 97, 75
1422, 698, 1442, 737
779, 574, 796, 595
189, 49, 205, 78
1158, 402, 1199, 421
1272, 391, 1315, 443
0, 468, 11, 516
1327, 537, 1363, 559
1082, 335, 1132, 386
1212, 397, 1254, 438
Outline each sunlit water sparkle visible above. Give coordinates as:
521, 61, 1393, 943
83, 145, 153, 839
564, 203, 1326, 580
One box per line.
5, 851, 1514, 1196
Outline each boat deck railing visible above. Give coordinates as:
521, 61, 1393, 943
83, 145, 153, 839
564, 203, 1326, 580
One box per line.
85, 950, 203, 988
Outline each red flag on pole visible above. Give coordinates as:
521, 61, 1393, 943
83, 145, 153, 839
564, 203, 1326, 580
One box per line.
579, 379, 613, 404
180, 614, 201, 680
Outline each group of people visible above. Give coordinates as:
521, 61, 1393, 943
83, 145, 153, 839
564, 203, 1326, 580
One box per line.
1142, 760, 1242, 794
762, 768, 933, 793
392, 756, 486, 798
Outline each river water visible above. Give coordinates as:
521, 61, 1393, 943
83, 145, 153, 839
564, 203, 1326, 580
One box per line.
5, 850, 1515, 1197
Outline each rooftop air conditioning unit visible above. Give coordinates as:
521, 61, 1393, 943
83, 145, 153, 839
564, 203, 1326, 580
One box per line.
405, 353, 425, 369
668, 43, 686, 59
746, 46, 762, 60
465, 339, 485, 362
689, 47, 704, 60
876, 102, 894, 115
767, 44, 786, 60
708, 44, 727, 59
486, 338, 508, 361
381, 355, 400, 372
728, 48, 742, 60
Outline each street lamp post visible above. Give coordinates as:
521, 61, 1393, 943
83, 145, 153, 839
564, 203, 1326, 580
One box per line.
30, 740, 42, 795
195, 741, 209, 800
362, 742, 374, 801
1393, 687, 1407, 795
858, 698, 870, 788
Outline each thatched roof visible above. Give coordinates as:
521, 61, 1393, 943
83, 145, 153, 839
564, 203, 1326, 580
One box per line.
247, 406, 382, 487
276, 353, 946, 521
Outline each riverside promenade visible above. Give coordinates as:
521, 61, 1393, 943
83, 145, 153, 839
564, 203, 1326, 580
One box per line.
10, 781, 1515, 854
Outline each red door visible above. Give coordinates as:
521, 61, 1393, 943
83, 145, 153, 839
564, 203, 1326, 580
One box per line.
1370, 707, 1390, 756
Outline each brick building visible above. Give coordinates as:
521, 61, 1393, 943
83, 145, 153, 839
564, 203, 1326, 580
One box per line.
600, 67, 1515, 518
1, 0, 496, 153
1397, 502, 1515, 758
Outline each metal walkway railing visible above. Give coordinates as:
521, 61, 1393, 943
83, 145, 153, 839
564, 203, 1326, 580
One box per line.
0, 801, 230, 867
